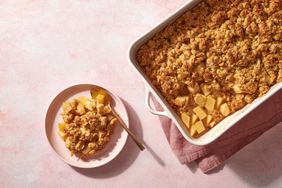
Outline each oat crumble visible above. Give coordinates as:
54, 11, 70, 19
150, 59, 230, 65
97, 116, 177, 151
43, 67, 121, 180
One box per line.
137, 0, 282, 137
58, 95, 117, 159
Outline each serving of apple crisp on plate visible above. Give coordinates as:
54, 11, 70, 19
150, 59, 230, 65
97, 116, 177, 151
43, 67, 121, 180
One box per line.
136, 0, 282, 137
58, 94, 117, 159
45, 84, 129, 168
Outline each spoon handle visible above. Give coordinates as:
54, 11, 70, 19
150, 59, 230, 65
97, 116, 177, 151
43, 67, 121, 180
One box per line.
111, 107, 145, 151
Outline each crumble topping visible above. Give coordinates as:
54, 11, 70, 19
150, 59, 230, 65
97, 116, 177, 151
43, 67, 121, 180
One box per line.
137, 0, 282, 137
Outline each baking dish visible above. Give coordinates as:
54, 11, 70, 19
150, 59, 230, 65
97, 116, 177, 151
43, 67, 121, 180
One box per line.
128, 0, 282, 145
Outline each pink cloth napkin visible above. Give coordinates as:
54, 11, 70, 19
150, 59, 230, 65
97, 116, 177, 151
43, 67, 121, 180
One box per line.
152, 90, 282, 173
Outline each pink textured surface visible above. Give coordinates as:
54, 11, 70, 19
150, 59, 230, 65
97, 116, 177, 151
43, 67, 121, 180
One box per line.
0, 1, 282, 187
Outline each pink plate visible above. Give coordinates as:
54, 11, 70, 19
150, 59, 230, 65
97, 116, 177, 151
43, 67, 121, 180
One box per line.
45, 84, 129, 168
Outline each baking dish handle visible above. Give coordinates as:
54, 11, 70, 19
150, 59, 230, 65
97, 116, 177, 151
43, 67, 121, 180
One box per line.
145, 89, 169, 117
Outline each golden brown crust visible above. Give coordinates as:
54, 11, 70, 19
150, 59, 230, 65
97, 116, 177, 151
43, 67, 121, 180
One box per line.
137, 0, 282, 137
58, 96, 117, 159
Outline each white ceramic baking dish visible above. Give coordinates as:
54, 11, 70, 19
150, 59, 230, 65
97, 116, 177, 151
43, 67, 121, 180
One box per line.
128, 0, 282, 145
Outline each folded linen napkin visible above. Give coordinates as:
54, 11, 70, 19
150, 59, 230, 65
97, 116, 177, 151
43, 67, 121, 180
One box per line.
152, 91, 282, 173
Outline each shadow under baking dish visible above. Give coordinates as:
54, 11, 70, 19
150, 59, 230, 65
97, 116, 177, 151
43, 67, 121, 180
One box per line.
45, 84, 129, 168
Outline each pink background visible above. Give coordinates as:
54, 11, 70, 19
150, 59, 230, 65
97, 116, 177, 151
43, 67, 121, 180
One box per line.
0, 0, 281, 187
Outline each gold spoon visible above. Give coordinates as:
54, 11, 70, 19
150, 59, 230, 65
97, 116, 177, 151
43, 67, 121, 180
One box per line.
90, 87, 145, 151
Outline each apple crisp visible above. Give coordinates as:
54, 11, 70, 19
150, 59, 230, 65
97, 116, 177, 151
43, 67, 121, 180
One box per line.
137, 0, 282, 137
58, 94, 117, 159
